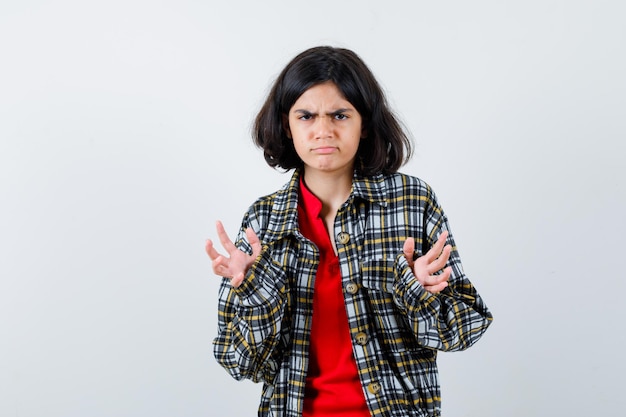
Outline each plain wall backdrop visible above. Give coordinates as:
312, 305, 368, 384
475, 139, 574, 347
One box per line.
1, 1, 625, 416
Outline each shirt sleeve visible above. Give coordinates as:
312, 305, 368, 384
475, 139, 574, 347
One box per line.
212, 210, 288, 383
392, 188, 493, 352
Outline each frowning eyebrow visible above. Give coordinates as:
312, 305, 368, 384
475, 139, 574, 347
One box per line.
292, 108, 354, 116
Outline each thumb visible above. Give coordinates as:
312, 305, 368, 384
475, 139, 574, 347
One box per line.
403, 237, 415, 266
231, 272, 245, 288
246, 227, 262, 258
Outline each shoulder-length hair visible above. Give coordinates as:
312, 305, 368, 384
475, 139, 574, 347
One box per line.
253, 46, 413, 176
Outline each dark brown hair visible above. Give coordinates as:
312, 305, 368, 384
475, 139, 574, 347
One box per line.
253, 46, 413, 175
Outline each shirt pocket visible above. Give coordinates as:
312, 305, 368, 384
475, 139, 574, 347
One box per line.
361, 259, 417, 353
361, 258, 396, 293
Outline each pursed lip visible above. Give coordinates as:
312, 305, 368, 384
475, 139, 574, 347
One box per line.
311, 146, 337, 154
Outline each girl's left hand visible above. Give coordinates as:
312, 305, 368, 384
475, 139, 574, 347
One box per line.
402, 231, 452, 294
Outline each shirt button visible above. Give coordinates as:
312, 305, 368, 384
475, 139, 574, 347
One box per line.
336, 232, 350, 245
367, 381, 382, 395
345, 282, 359, 295
355, 332, 368, 345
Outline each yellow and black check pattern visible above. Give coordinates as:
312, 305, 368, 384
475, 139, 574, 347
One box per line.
213, 170, 493, 417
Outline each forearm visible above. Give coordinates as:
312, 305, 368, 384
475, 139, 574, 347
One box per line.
213, 249, 288, 382
394, 253, 493, 351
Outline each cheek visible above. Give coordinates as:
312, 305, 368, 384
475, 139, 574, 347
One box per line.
291, 136, 308, 157
289, 126, 313, 146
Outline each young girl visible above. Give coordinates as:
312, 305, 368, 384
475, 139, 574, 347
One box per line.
206, 46, 492, 417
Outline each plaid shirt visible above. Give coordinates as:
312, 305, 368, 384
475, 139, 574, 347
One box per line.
213, 170, 493, 417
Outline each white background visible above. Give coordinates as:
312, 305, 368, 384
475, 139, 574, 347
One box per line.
1, 1, 625, 416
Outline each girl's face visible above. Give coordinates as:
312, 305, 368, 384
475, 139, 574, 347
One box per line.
285, 82, 364, 177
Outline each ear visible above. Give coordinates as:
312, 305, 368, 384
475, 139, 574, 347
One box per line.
361, 128, 368, 139
282, 114, 292, 139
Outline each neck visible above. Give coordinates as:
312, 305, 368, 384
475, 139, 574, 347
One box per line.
302, 168, 353, 213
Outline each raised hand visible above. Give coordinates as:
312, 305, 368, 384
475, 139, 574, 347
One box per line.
402, 231, 452, 294
205, 220, 262, 288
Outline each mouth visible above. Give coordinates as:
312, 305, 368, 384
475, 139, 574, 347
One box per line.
312, 146, 337, 155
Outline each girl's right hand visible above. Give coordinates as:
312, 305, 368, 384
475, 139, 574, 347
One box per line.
205, 221, 262, 288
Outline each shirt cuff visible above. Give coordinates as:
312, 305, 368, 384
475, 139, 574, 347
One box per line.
234, 247, 286, 307
393, 252, 437, 306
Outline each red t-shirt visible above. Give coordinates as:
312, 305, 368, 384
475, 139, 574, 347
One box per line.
298, 178, 370, 417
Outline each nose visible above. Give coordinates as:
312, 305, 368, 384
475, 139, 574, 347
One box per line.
314, 116, 333, 139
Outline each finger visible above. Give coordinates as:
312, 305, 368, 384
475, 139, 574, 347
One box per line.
424, 230, 449, 262
424, 280, 448, 294
216, 221, 238, 253
419, 273, 448, 288
211, 255, 231, 277
403, 237, 415, 267
230, 272, 245, 288
419, 266, 452, 287
205, 239, 223, 261
246, 227, 262, 258
427, 244, 452, 275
